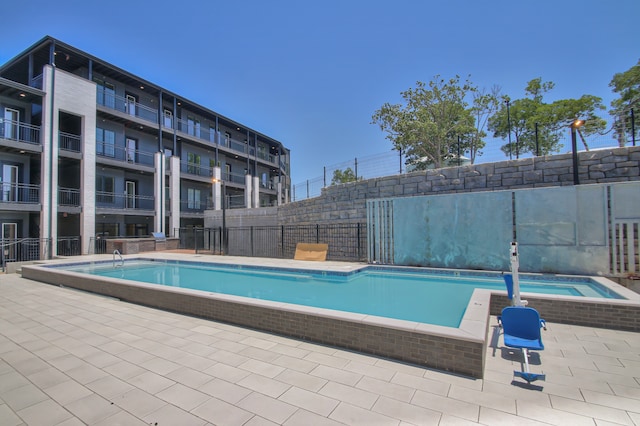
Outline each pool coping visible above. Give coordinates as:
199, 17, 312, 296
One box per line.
20, 254, 640, 379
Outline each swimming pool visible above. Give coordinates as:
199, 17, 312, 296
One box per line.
61, 259, 624, 328
21, 254, 640, 378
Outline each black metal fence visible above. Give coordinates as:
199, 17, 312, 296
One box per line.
175, 223, 367, 262
0, 237, 81, 270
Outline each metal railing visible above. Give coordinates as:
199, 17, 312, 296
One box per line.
96, 142, 155, 166
96, 192, 155, 210
0, 183, 40, 204
96, 89, 159, 124
174, 223, 366, 262
0, 237, 80, 270
58, 187, 81, 206
59, 131, 81, 152
0, 119, 41, 145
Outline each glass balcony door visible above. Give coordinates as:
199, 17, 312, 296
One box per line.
125, 180, 136, 209
3, 108, 19, 140
2, 165, 18, 202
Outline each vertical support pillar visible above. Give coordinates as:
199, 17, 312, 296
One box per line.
252, 176, 259, 208
212, 167, 222, 210
169, 156, 181, 235
40, 65, 59, 259
154, 152, 165, 233
244, 174, 252, 208
277, 179, 283, 206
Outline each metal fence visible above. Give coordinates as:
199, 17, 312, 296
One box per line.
293, 122, 639, 201
174, 223, 367, 262
0, 237, 81, 270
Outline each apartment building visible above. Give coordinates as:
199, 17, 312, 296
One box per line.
0, 36, 290, 259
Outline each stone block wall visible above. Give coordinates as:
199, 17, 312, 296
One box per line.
279, 147, 640, 225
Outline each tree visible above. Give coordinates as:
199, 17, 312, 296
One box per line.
488, 78, 606, 157
609, 59, 640, 146
466, 85, 501, 163
371, 76, 480, 170
330, 167, 360, 185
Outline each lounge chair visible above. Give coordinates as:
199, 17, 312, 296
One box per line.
499, 306, 547, 383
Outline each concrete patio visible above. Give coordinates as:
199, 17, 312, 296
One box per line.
1, 272, 639, 425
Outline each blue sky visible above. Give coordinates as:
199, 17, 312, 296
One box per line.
1, 0, 637, 184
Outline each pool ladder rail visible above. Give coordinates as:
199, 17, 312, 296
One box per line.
113, 250, 124, 268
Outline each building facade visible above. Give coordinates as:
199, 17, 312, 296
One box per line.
0, 36, 290, 258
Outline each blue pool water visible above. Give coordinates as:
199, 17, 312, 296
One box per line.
59, 260, 623, 328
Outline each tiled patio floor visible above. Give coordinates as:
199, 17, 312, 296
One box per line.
1, 271, 639, 425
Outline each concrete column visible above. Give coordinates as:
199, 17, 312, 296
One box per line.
169, 156, 181, 235
212, 166, 221, 210
244, 174, 252, 208
252, 176, 259, 208
154, 152, 165, 233
41, 65, 97, 256
277, 180, 282, 206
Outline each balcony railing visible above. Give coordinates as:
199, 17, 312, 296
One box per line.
0, 119, 40, 145
0, 183, 40, 203
59, 132, 81, 152
222, 170, 248, 185
96, 89, 158, 124
96, 192, 155, 210
96, 142, 155, 167
58, 187, 80, 206
30, 74, 43, 90
180, 162, 214, 178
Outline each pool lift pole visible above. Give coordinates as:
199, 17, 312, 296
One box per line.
509, 242, 526, 307
506, 242, 546, 383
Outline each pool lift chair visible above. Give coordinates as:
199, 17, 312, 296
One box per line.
499, 242, 547, 384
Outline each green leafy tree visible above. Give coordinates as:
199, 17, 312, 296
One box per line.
609, 59, 640, 146
330, 167, 360, 185
488, 78, 606, 157
371, 76, 480, 170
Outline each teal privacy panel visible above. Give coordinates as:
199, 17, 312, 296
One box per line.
515, 185, 609, 275
392, 191, 513, 270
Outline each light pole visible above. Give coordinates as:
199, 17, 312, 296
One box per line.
570, 119, 585, 185
505, 99, 512, 160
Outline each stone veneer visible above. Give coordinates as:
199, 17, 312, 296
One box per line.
280, 147, 640, 225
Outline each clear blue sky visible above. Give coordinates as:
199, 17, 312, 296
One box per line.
1, 0, 637, 184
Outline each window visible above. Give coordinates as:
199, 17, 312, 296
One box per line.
187, 188, 201, 209
96, 128, 115, 157
224, 132, 230, 147
187, 116, 200, 137
187, 152, 201, 175
209, 126, 216, 143
96, 176, 115, 203
209, 159, 216, 176
94, 78, 115, 108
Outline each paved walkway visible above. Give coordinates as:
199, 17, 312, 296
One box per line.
1, 273, 639, 425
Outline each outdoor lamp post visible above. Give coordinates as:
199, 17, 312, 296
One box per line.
570, 119, 585, 185
505, 99, 512, 160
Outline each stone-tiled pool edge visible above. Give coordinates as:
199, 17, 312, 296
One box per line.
20, 259, 639, 379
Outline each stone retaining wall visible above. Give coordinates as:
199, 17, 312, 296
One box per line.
280, 147, 640, 225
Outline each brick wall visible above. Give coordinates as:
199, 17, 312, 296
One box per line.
280, 147, 640, 225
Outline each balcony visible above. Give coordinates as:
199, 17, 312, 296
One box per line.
181, 162, 214, 179
59, 132, 81, 152
96, 143, 155, 167
0, 183, 40, 204
96, 89, 158, 125
0, 119, 40, 145
58, 187, 80, 206
96, 192, 155, 211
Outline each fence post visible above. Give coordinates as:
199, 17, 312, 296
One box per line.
323, 166, 326, 187
316, 224, 320, 243
281, 225, 285, 258
399, 148, 403, 174
250, 226, 254, 257
306, 180, 309, 199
